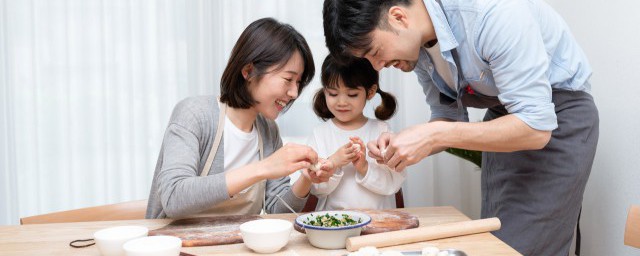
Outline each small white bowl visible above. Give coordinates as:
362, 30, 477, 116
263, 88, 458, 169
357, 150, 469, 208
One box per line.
93, 226, 149, 256
122, 235, 182, 256
295, 211, 371, 249
239, 219, 293, 253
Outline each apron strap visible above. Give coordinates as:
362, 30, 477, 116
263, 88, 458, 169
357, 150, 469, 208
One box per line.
200, 100, 267, 214
257, 121, 264, 160
434, 0, 467, 119
201, 102, 227, 177
575, 207, 582, 255
255, 121, 265, 214
201, 102, 265, 174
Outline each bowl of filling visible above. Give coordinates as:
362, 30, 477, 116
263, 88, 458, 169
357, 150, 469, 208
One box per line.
295, 211, 371, 249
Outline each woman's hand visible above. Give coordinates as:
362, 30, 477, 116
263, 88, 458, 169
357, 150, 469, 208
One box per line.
259, 143, 317, 179
301, 158, 336, 183
328, 141, 358, 169
293, 158, 336, 198
349, 137, 368, 175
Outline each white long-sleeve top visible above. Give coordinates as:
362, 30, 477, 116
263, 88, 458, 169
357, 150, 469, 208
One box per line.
308, 118, 406, 210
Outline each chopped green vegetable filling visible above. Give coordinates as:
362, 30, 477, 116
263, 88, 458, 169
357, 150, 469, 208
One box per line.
302, 213, 362, 227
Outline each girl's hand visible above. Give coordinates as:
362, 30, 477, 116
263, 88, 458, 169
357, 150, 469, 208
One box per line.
259, 143, 317, 179
301, 158, 336, 183
328, 141, 358, 169
349, 137, 368, 175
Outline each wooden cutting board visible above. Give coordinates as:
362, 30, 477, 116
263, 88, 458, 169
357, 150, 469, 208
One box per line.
149, 215, 261, 247
294, 209, 419, 235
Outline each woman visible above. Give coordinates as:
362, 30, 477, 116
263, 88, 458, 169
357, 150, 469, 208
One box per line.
146, 18, 333, 218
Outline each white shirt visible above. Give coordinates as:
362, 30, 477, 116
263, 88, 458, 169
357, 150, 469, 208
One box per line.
223, 116, 259, 177
424, 41, 456, 91
308, 118, 406, 210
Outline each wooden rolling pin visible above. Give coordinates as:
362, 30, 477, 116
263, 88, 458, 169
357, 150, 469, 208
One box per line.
346, 217, 501, 252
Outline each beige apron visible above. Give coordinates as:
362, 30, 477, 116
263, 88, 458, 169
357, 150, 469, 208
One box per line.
199, 102, 266, 216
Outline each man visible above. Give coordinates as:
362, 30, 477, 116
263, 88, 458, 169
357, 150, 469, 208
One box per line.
322, 0, 598, 255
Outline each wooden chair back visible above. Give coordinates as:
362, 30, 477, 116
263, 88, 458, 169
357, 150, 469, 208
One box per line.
625, 205, 640, 248
20, 199, 148, 225
301, 189, 405, 212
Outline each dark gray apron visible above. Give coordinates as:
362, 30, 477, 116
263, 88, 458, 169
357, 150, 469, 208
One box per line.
433, 2, 598, 254
441, 82, 598, 256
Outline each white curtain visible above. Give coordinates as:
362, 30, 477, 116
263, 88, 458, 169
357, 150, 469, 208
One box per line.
0, 0, 480, 225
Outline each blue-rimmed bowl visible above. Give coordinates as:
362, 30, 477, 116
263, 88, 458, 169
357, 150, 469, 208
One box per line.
295, 211, 371, 249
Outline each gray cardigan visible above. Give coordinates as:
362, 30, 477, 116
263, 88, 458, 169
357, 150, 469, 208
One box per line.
146, 96, 307, 219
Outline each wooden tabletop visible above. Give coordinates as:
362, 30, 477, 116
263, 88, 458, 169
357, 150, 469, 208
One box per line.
0, 206, 521, 256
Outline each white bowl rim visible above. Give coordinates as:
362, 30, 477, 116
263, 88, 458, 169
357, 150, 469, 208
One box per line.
93, 225, 149, 240
239, 218, 293, 234
122, 235, 182, 252
295, 211, 371, 231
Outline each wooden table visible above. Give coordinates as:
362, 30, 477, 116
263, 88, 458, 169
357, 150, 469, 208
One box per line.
0, 206, 521, 256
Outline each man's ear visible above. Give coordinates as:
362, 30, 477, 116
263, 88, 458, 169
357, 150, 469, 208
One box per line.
388, 6, 410, 29
241, 63, 254, 80
367, 84, 378, 100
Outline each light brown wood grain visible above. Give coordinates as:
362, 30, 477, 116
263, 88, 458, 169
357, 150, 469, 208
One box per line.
0, 206, 521, 256
625, 205, 640, 248
149, 215, 262, 247
20, 199, 147, 225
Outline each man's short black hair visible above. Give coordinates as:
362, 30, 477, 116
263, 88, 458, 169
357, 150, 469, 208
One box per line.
323, 0, 412, 64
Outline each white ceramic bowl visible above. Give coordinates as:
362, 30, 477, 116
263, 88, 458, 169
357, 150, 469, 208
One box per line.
122, 235, 182, 256
295, 211, 371, 249
93, 226, 149, 256
239, 219, 293, 253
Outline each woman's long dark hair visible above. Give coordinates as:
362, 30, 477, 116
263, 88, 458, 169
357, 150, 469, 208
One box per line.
313, 55, 396, 121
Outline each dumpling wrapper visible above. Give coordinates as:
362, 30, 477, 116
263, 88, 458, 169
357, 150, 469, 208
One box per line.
309, 162, 322, 173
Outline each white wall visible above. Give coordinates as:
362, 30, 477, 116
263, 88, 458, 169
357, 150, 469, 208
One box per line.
546, 0, 640, 255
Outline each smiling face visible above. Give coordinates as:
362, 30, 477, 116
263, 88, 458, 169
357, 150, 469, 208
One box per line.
324, 79, 374, 127
351, 3, 434, 72
246, 51, 304, 120
358, 28, 423, 72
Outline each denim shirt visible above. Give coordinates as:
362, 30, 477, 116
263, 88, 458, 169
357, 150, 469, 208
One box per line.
416, 0, 592, 131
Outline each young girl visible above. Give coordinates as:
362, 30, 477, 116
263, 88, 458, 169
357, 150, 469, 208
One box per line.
308, 55, 406, 210
146, 18, 335, 219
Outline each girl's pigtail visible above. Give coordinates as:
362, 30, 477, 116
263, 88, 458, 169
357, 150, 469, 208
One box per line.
374, 87, 397, 121
313, 89, 334, 121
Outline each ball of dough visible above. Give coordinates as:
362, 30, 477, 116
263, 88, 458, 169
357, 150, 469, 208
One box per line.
380, 250, 404, 256
421, 246, 440, 256
437, 251, 450, 256
352, 143, 361, 153
309, 162, 322, 172
357, 246, 380, 256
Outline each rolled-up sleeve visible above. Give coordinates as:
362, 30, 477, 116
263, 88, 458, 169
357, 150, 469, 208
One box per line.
476, 0, 557, 131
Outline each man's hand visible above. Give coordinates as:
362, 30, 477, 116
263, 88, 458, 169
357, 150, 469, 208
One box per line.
367, 132, 392, 165
384, 123, 436, 171
369, 123, 443, 172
